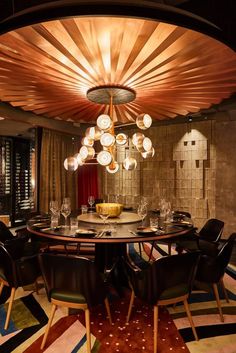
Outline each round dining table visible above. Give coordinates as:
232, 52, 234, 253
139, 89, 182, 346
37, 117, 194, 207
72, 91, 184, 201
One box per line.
27, 212, 193, 294
27, 212, 193, 245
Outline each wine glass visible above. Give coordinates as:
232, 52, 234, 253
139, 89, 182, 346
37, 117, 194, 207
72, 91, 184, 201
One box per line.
61, 201, 71, 228
99, 212, 109, 230
137, 204, 148, 227
88, 195, 95, 211
49, 200, 59, 215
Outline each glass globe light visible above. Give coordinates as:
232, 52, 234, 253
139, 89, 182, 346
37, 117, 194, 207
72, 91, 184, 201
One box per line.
81, 137, 94, 147
74, 153, 84, 166
141, 147, 155, 158
106, 161, 119, 173
100, 132, 115, 147
97, 114, 112, 131
136, 113, 152, 130
79, 146, 95, 160
143, 137, 152, 151
132, 132, 144, 147
116, 133, 128, 145
97, 150, 112, 166
85, 126, 102, 140
123, 157, 137, 171
64, 156, 79, 171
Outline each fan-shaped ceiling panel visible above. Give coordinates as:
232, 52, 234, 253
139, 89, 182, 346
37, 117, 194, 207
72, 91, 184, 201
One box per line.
0, 16, 236, 125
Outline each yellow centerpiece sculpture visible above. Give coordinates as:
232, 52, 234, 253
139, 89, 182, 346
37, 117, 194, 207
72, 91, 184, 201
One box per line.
96, 203, 123, 218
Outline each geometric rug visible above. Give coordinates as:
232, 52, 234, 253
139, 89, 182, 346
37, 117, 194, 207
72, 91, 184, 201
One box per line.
0, 242, 235, 353
0, 294, 48, 353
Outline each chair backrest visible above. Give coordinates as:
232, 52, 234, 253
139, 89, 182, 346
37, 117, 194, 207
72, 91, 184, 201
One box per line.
199, 218, 224, 242
196, 233, 236, 284
130, 252, 199, 305
175, 211, 191, 219
0, 241, 16, 287
0, 240, 40, 288
38, 252, 108, 308
0, 221, 14, 243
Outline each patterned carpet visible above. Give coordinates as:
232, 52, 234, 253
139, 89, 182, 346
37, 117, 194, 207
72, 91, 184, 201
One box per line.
0, 243, 235, 353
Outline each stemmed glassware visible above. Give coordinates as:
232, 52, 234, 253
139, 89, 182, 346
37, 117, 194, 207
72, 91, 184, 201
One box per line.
61, 198, 71, 228
137, 204, 148, 227
49, 200, 60, 227
88, 195, 95, 211
99, 212, 109, 230
49, 200, 59, 215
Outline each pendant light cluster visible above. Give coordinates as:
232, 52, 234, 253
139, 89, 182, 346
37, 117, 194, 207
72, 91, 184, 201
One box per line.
64, 86, 155, 173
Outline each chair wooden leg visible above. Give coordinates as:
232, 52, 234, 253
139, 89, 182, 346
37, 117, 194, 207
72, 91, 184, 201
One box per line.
183, 299, 198, 341
138, 243, 142, 257
4, 287, 16, 330
85, 308, 91, 353
154, 305, 158, 353
126, 290, 135, 323
41, 304, 57, 350
168, 243, 172, 255
35, 279, 39, 295
213, 283, 224, 322
104, 298, 112, 324
0, 281, 4, 296
148, 242, 154, 262
220, 278, 230, 303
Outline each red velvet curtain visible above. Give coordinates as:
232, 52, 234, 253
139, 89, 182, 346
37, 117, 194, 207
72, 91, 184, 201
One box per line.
78, 165, 99, 207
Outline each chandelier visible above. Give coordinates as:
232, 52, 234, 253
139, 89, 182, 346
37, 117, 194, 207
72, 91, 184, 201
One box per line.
64, 85, 155, 174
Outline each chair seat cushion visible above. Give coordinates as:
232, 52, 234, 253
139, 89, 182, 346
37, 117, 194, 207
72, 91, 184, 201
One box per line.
50, 289, 87, 304
159, 283, 189, 300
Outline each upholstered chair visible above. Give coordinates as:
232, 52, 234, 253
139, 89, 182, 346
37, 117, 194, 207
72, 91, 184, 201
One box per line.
126, 252, 200, 353
176, 218, 224, 254
0, 239, 41, 329
194, 233, 236, 322
38, 252, 113, 352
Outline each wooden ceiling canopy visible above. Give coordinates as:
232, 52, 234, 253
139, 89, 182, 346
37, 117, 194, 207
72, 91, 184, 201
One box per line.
0, 16, 236, 125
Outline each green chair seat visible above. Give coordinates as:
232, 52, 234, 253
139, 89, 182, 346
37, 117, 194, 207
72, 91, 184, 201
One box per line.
51, 289, 86, 304
159, 283, 188, 300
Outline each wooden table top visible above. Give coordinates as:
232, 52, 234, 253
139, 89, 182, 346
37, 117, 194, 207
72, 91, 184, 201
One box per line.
27, 213, 193, 244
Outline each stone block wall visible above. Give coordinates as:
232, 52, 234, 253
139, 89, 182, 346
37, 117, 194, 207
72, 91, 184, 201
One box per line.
101, 115, 236, 237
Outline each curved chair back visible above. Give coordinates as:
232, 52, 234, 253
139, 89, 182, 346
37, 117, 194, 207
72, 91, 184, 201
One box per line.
199, 218, 224, 242
196, 233, 236, 284
130, 252, 199, 305
0, 221, 14, 242
0, 239, 40, 288
38, 252, 108, 308
0, 242, 16, 287
175, 211, 191, 218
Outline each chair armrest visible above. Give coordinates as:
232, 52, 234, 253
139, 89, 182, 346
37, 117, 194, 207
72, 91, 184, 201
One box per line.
198, 238, 219, 257
125, 257, 142, 273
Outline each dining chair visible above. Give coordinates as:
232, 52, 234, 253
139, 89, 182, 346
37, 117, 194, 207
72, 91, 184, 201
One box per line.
150, 211, 192, 258
176, 218, 224, 255
194, 232, 236, 322
0, 220, 40, 256
0, 239, 41, 330
38, 251, 113, 352
126, 252, 200, 353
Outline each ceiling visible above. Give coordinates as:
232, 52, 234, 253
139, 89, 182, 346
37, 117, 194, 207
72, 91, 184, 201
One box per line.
0, 1, 236, 129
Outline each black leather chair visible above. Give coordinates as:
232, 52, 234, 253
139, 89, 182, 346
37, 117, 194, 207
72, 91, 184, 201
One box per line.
194, 232, 236, 322
176, 218, 224, 254
126, 252, 200, 353
38, 252, 113, 352
0, 220, 40, 256
0, 239, 41, 330
149, 211, 192, 259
